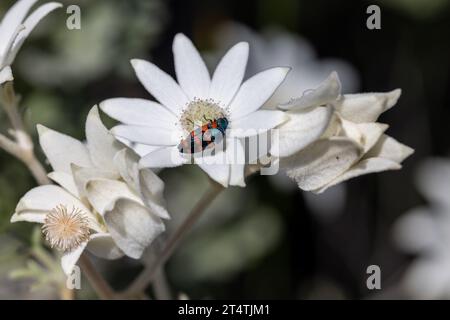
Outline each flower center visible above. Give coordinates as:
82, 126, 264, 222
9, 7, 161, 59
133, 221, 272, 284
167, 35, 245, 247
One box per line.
180, 98, 228, 133
42, 205, 91, 252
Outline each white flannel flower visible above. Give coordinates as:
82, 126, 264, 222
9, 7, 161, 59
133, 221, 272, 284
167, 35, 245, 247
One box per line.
100, 33, 290, 187
394, 158, 450, 299
275, 72, 414, 193
0, 0, 62, 85
11, 106, 168, 275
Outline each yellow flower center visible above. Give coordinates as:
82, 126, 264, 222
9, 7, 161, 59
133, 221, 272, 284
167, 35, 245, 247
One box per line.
42, 205, 90, 252
180, 98, 228, 132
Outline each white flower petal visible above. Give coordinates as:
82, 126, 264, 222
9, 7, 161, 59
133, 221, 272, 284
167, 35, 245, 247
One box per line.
229, 67, 290, 120
0, 66, 13, 84
113, 149, 170, 219
131, 59, 189, 115
229, 110, 288, 138
61, 241, 87, 275
14, 185, 84, 212
282, 137, 361, 191
0, 0, 37, 57
12, 185, 101, 232
355, 122, 389, 153
333, 89, 401, 123
139, 169, 170, 219
415, 158, 450, 208
111, 124, 178, 146
227, 139, 246, 187
272, 106, 333, 157
37, 124, 93, 174
113, 148, 140, 191
71, 164, 119, 198
195, 151, 230, 187
99, 98, 177, 127
47, 171, 79, 198
103, 198, 165, 259
86, 106, 123, 173
365, 134, 414, 163
139, 146, 188, 168
85, 179, 142, 216
86, 233, 124, 260
339, 120, 388, 153
6, 2, 62, 64
279, 71, 341, 110
209, 42, 249, 106
10, 210, 45, 223
314, 157, 402, 193
115, 136, 162, 157
173, 33, 210, 99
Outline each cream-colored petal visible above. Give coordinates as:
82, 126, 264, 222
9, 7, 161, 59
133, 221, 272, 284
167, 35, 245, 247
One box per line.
139, 169, 170, 219
103, 198, 165, 259
364, 134, 414, 163
12, 185, 101, 232
37, 124, 93, 174
272, 106, 333, 158
282, 137, 361, 191
279, 71, 341, 110
86, 233, 124, 260
314, 157, 402, 193
61, 241, 88, 275
48, 171, 79, 198
10, 210, 45, 223
85, 106, 123, 173
71, 164, 119, 198
85, 179, 142, 216
0, 66, 13, 84
333, 89, 401, 123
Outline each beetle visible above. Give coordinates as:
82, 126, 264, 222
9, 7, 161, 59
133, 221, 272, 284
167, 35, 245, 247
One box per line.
178, 117, 229, 154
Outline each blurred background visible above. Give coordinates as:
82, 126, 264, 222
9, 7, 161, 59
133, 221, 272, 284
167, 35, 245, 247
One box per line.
1, 0, 450, 299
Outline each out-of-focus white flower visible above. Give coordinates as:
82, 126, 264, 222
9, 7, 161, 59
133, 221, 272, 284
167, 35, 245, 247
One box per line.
101, 33, 290, 187
212, 22, 359, 106
275, 72, 414, 193
0, 0, 61, 85
394, 158, 450, 299
11, 106, 168, 275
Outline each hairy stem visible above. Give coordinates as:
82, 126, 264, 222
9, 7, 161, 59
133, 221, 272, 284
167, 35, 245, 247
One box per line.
0, 82, 50, 185
122, 180, 224, 298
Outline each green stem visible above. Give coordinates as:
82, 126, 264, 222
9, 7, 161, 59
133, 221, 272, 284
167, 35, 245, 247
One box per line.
122, 180, 224, 298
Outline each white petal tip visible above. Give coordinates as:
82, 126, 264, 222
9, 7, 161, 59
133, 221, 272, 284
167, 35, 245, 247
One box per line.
36, 124, 49, 135
130, 59, 145, 69
10, 213, 20, 223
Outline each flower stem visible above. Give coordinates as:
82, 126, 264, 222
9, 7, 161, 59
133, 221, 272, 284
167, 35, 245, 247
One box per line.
122, 180, 224, 298
78, 253, 116, 300
153, 267, 171, 300
0, 82, 50, 185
